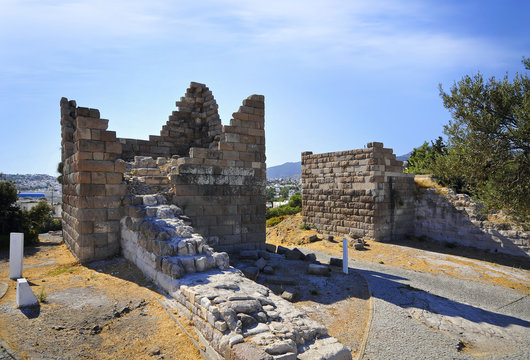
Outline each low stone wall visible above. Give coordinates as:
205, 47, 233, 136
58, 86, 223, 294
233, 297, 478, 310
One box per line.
301, 142, 416, 242
414, 182, 530, 257
301, 144, 529, 257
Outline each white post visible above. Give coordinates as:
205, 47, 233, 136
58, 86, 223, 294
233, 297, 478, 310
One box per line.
342, 238, 348, 274
9, 232, 24, 280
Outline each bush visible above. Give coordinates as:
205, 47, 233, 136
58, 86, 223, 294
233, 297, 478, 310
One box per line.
266, 204, 301, 219
266, 216, 286, 227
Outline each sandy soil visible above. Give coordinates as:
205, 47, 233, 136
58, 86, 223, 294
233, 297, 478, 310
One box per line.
0, 234, 201, 360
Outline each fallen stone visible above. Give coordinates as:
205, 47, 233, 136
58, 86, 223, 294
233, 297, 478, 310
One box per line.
307, 264, 329, 276
353, 242, 364, 250
265, 340, 297, 355
273, 353, 297, 360
276, 246, 289, 255
238, 313, 258, 328
258, 250, 271, 260
242, 322, 270, 337
329, 258, 342, 267
231, 342, 273, 360
143, 195, 158, 206
240, 250, 259, 260
263, 276, 297, 285
305, 253, 317, 262
281, 291, 299, 302
324, 235, 334, 241
263, 265, 275, 274
256, 257, 268, 270
285, 248, 304, 260
242, 266, 259, 280
308, 234, 320, 243
265, 243, 277, 253
231, 299, 262, 314
229, 334, 244, 347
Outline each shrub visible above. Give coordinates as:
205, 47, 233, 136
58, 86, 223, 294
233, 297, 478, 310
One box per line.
266, 216, 286, 227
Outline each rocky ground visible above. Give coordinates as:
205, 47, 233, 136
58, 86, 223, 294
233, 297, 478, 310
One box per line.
267, 214, 530, 359
0, 234, 201, 360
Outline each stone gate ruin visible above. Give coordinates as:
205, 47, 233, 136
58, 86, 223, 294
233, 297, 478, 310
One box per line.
302, 143, 529, 257
61, 82, 266, 263
60, 82, 352, 359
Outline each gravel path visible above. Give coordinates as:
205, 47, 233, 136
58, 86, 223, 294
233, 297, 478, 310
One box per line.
303, 249, 530, 359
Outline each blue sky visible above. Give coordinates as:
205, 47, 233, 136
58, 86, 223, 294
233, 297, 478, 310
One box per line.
0, 0, 528, 175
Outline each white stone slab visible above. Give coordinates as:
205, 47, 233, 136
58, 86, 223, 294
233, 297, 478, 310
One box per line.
16, 278, 38, 308
9, 233, 24, 280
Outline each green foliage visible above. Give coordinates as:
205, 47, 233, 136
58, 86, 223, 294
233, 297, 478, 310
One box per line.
0, 176, 59, 248
299, 223, 311, 230
266, 216, 286, 227
266, 204, 301, 219
437, 58, 529, 220
36, 286, 47, 303
404, 137, 446, 174
266, 187, 276, 202
288, 194, 302, 208
57, 162, 63, 185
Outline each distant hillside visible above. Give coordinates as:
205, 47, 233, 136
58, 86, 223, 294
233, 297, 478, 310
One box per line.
397, 152, 412, 162
267, 162, 301, 179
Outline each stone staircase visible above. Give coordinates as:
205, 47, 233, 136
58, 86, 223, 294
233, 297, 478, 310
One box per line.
120, 156, 351, 360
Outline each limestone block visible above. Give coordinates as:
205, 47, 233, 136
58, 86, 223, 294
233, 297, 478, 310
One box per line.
16, 278, 38, 308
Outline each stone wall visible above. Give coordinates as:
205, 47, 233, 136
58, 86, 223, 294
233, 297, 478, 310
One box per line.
169, 94, 266, 252
414, 178, 529, 257
301, 145, 529, 257
60, 82, 266, 262
60, 98, 127, 262
301, 142, 416, 242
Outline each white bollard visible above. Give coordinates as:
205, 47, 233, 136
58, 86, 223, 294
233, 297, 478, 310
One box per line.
342, 238, 348, 274
9, 232, 24, 280
16, 278, 38, 308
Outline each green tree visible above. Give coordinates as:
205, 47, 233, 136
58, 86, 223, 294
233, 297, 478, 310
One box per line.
405, 137, 446, 174
436, 58, 529, 220
0, 176, 38, 247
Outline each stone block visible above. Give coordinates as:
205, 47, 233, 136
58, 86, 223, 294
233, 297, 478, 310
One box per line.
78, 160, 115, 172
16, 278, 38, 308
77, 139, 105, 153
76, 116, 108, 130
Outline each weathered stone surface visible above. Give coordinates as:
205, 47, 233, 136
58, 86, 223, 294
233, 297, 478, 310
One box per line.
256, 257, 268, 270
231, 343, 273, 360
329, 258, 342, 267
285, 248, 305, 260
276, 246, 288, 255
265, 340, 297, 355
307, 264, 329, 276
265, 243, 277, 253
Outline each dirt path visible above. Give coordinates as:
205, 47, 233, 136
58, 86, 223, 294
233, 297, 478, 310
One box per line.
0, 234, 201, 360
267, 214, 529, 294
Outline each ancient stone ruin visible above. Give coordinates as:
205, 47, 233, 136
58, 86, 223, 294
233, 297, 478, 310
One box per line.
302, 143, 529, 257
60, 82, 351, 359
61, 82, 266, 263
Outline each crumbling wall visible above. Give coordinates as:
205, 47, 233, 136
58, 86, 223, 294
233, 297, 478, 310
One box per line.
170, 94, 266, 252
60, 98, 126, 262
301, 144, 529, 257
60, 82, 266, 262
301, 142, 416, 241
119, 82, 222, 160
414, 178, 529, 257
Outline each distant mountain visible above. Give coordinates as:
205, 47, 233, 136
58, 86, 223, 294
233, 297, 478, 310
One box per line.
397, 152, 412, 162
267, 162, 301, 180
